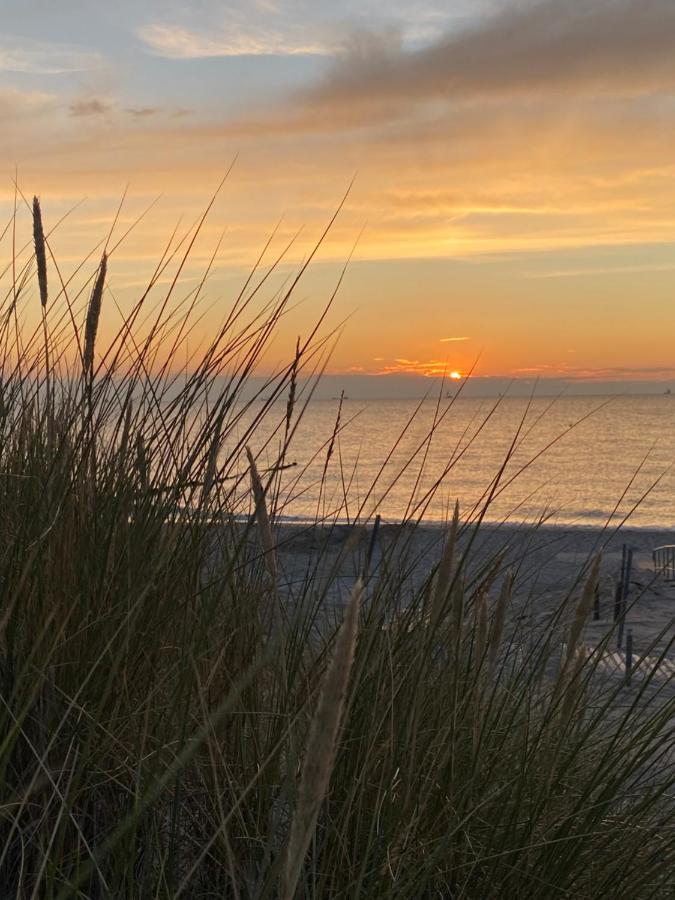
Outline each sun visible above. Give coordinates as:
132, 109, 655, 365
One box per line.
450, 371, 463, 380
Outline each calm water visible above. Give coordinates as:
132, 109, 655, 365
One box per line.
236, 395, 675, 528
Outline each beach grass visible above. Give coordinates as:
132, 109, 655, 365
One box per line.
0, 190, 673, 898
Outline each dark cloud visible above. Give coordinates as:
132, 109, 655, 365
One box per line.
69, 98, 110, 117
308, 0, 675, 106
125, 106, 160, 118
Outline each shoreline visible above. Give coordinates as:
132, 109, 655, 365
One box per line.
266, 512, 675, 534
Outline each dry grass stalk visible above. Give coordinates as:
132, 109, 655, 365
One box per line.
119, 401, 133, 458
32, 196, 48, 309
552, 555, 601, 706
318, 391, 344, 515
285, 337, 300, 435
246, 445, 277, 582
451, 576, 465, 638
488, 570, 513, 674
325, 390, 344, 468
560, 644, 588, 727
83, 252, 107, 380
202, 419, 222, 505
117, 400, 133, 481
475, 588, 489, 667
565, 553, 601, 669
317, 391, 345, 509
431, 500, 459, 623
280, 578, 363, 900
135, 432, 149, 493
471, 586, 490, 754
479, 552, 504, 598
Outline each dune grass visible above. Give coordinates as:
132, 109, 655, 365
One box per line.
0, 191, 672, 898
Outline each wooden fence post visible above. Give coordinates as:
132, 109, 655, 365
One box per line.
617, 546, 632, 650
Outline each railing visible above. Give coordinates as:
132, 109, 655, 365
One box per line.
653, 545, 675, 580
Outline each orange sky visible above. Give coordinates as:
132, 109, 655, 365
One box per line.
3, 0, 675, 389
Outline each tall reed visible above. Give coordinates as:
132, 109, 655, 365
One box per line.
83, 252, 107, 380
32, 196, 48, 308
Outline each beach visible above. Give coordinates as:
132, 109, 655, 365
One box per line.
274, 520, 675, 681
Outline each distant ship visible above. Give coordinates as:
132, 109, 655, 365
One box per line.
665, 389, 672, 395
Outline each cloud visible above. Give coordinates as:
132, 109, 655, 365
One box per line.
69, 99, 179, 122
8, 2, 675, 271
526, 261, 675, 278
306, 0, 675, 108
512, 364, 675, 381
137, 22, 333, 58
69, 99, 111, 118
135, 1, 469, 61
374, 358, 460, 377
0, 38, 102, 75
125, 106, 161, 118
440, 336, 469, 342
203, 0, 675, 156
0, 87, 54, 118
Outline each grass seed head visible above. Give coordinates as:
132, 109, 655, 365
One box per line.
567, 553, 601, 667
32, 196, 48, 309
280, 577, 362, 900
488, 569, 513, 674
285, 336, 300, 435
83, 252, 107, 380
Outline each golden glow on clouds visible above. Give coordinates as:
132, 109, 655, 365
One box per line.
4, 0, 675, 386
137, 23, 332, 59
370, 359, 465, 378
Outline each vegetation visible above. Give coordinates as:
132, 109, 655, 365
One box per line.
0, 190, 672, 898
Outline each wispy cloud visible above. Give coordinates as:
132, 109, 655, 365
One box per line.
440, 336, 469, 342
135, 0, 469, 61
512, 364, 675, 381
526, 262, 675, 278
0, 86, 52, 110
137, 22, 333, 58
125, 106, 161, 118
0, 38, 102, 75
68, 96, 182, 122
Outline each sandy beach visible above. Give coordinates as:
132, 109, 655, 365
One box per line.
273, 519, 675, 687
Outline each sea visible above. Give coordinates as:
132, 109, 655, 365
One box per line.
239, 395, 675, 529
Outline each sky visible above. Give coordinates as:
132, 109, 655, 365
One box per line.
3, 0, 675, 395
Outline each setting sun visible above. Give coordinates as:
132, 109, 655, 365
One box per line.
5, 0, 675, 392
450, 371, 463, 380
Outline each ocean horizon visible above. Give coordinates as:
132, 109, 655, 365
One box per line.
237, 394, 675, 529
